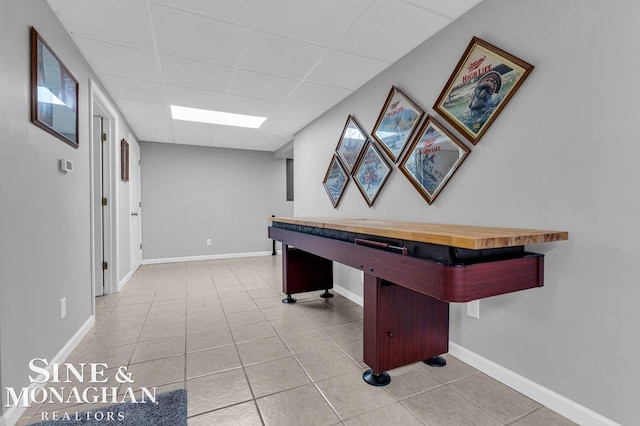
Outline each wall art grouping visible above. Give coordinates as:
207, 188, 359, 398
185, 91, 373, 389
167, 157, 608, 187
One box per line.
322, 36, 532, 208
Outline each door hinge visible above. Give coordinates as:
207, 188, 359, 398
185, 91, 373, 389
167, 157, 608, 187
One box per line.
102, 197, 108, 206
140, 243, 142, 250
139, 201, 142, 207
101, 132, 107, 142
102, 261, 108, 271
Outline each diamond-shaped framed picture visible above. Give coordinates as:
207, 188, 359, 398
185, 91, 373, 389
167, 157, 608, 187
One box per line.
399, 115, 470, 205
352, 141, 392, 207
433, 36, 533, 144
371, 86, 424, 163
335, 115, 368, 173
322, 154, 349, 208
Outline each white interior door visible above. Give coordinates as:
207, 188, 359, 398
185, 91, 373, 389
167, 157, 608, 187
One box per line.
91, 80, 118, 298
130, 141, 142, 272
92, 116, 104, 296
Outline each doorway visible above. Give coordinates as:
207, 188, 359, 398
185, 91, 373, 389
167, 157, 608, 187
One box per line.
90, 80, 119, 304
129, 136, 142, 272
92, 115, 105, 296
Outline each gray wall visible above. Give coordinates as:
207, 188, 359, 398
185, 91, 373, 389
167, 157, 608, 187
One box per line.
0, 0, 137, 416
294, 0, 638, 424
140, 142, 293, 260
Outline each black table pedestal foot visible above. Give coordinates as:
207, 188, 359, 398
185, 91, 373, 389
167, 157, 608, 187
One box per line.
282, 295, 297, 304
423, 356, 447, 367
363, 369, 391, 386
319, 289, 334, 298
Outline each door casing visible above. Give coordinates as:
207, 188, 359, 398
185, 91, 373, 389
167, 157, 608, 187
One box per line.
129, 134, 142, 273
90, 80, 119, 305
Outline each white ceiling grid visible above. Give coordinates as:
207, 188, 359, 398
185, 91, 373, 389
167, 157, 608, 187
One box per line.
47, 0, 482, 152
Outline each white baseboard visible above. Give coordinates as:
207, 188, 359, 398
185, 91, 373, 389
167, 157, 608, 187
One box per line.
142, 250, 280, 265
448, 342, 619, 426
1, 316, 96, 426
117, 269, 133, 292
332, 283, 364, 306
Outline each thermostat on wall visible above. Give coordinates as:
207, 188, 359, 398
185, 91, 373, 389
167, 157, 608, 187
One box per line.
59, 158, 73, 173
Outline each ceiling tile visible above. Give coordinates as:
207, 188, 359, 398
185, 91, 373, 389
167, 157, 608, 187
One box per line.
306, 50, 390, 90
229, 70, 298, 102
286, 82, 352, 109
48, 0, 154, 50
399, 0, 481, 18
271, 103, 326, 123
239, 31, 327, 79
75, 38, 162, 81
172, 120, 215, 145
135, 130, 173, 144
259, 119, 303, 136
252, 0, 370, 46
209, 140, 248, 150
224, 95, 280, 117
174, 139, 212, 147
210, 126, 256, 149
151, 3, 250, 66
99, 75, 166, 104
165, 85, 228, 111
127, 115, 174, 143
149, 0, 261, 26
335, 0, 450, 62
244, 134, 290, 151
115, 99, 170, 119
160, 55, 235, 92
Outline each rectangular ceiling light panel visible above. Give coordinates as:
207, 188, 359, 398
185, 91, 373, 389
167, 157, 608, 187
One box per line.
170, 105, 266, 128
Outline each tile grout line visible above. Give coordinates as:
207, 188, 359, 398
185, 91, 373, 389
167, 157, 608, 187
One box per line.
504, 405, 546, 425
267, 306, 346, 423
206, 259, 267, 426
444, 377, 522, 425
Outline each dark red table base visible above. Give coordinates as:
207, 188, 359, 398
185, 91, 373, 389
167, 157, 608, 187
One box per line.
269, 226, 544, 386
281, 246, 334, 303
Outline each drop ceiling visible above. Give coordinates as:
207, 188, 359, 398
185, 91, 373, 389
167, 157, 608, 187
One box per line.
47, 0, 482, 152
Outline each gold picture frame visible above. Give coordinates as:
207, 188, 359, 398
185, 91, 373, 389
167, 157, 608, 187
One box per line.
399, 116, 470, 205
434, 36, 533, 144
371, 86, 424, 163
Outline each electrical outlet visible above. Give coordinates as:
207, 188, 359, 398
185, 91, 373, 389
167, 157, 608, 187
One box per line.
60, 297, 67, 319
206, 239, 212, 246
466, 300, 479, 319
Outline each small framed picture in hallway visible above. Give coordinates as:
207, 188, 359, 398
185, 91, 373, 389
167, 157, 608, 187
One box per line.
30, 27, 79, 148
121, 139, 129, 182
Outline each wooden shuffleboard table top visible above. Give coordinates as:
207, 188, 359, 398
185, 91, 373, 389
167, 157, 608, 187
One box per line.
269, 217, 568, 250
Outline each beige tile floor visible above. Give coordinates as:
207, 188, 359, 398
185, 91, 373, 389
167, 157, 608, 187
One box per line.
17, 256, 576, 425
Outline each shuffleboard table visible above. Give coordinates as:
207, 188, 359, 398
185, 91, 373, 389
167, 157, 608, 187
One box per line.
268, 217, 568, 386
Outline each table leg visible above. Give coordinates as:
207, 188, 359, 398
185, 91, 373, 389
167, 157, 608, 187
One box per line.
319, 289, 334, 298
281, 245, 333, 304
424, 356, 447, 367
362, 274, 449, 386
